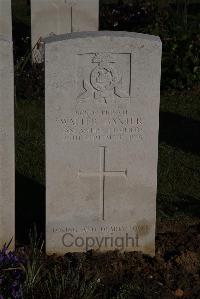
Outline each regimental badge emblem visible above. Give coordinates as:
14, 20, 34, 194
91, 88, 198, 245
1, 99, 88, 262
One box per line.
77, 53, 131, 104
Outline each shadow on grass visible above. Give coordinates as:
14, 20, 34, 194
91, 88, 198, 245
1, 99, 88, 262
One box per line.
175, 193, 200, 217
159, 111, 200, 155
15, 171, 45, 245
157, 193, 200, 219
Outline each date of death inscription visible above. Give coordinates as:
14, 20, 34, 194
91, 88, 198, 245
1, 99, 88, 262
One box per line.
56, 109, 144, 142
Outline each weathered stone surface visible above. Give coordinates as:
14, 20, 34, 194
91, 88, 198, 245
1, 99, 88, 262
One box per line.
0, 36, 15, 249
31, 0, 99, 62
0, 0, 12, 38
45, 31, 162, 256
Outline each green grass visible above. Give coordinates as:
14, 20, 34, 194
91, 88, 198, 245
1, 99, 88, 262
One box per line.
161, 89, 200, 121
157, 89, 200, 221
157, 143, 200, 219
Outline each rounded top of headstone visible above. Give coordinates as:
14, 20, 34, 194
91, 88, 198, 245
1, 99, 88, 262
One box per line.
43, 31, 161, 45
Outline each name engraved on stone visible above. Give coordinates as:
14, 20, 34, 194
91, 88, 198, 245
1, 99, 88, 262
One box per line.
57, 110, 143, 142
77, 53, 131, 104
78, 146, 127, 220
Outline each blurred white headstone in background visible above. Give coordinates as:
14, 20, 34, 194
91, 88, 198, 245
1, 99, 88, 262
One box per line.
31, 0, 99, 63
0, 0, 12, 38
0, 33, 15, 249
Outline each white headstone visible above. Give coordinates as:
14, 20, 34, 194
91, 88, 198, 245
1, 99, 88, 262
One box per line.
0, 0, 12, 38
45, 31, 162, 256
0, 35, 15, 249
31, 0, 99, 63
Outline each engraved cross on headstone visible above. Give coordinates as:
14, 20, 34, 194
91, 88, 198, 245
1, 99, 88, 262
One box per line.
78, 146, 127, 220
64, 0, 77, 32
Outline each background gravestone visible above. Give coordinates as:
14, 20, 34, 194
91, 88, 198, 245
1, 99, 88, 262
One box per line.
45, 31, 162, 256
0, 0, 12, 37
0, 35, 15, 249
31, 0, 99, 63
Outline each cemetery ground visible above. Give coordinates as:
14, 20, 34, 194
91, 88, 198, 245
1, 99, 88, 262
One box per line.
11, 85, 200, 298
1, 1, 200, 298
